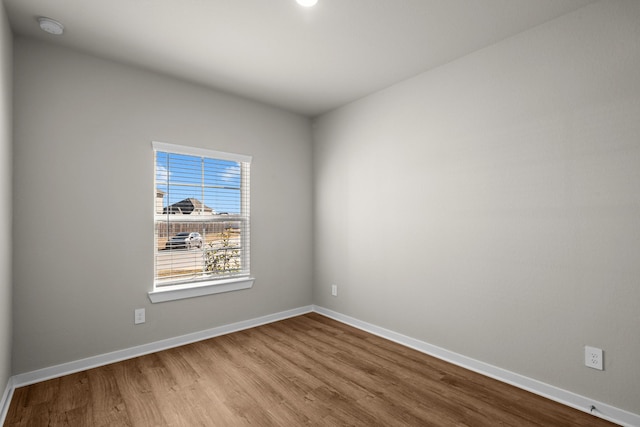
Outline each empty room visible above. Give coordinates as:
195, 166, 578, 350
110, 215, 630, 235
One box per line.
0, 0, 639, 425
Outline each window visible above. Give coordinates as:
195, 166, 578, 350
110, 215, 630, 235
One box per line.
150, 141, 253, 303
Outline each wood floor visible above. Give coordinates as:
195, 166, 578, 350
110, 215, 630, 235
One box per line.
5, 313, 618, 426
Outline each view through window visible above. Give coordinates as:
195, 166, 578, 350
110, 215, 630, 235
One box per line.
153, 142, 251, 288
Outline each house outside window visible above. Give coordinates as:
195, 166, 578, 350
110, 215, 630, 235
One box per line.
150, 141, 253, 303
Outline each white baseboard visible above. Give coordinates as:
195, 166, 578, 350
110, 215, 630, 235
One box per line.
4, 304, 638, 427
0, 376, 14, 426
312, 305, 639, 427
11, 305, 313, 388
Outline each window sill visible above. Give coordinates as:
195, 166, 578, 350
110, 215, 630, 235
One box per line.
148, 277, 255, 303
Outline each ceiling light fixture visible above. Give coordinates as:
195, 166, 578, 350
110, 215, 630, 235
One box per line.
37, 17, 65, 35
296, 0, 318, 7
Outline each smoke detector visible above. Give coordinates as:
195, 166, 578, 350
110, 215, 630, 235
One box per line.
37, 17, 64, 35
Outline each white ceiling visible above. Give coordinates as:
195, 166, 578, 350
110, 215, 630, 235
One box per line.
4, 0, 596, 117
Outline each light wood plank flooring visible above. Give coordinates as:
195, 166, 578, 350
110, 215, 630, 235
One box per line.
5, 313, 618, 426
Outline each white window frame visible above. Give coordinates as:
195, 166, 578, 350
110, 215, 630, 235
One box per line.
149, 141, 254, 303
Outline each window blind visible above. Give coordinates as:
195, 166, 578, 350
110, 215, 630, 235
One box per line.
153, 142, 251, 287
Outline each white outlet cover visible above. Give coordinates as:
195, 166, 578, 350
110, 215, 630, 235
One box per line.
585, 345, 603, 370
134, 308, 146, 324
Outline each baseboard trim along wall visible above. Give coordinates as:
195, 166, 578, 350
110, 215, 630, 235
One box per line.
0, 305, 314, 426
11, 305, 314, 388
0, 376, 14, 426
312, 305, 639, 427
3, 305, 638, 427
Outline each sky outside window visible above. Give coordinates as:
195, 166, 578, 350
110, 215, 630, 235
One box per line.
155, 151, 242, 214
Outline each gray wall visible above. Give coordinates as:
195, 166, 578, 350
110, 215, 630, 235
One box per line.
313, 0, 640, 414
12, 37, 313, 373
8, 0, 640, 418
0, 2, 12, 396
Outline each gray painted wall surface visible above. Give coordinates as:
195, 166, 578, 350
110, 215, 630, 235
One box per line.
0, 2, 12, 396
7, 0, 640, 418
12, 37, 313, 373
313, 1, 640, 413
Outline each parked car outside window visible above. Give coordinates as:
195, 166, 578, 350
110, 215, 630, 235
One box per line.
165, 232, 203, 250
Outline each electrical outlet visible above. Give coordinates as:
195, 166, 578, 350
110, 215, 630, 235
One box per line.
585, 346, 603, 370
331, 284, 338, 297
134, 308, 146, 325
